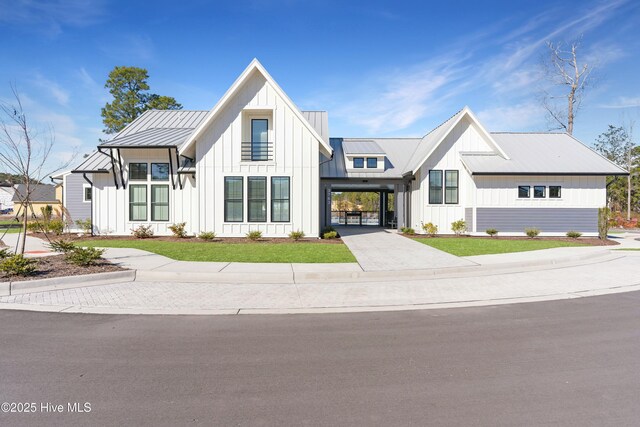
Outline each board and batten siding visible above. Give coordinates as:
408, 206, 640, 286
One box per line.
195, 70, 320, 237
63, 173, 91, 229
412, 117, 492, 234
92, 148, 198, 236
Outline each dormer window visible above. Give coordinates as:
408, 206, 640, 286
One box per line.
366, 158, 378, 168
353, 158, 365, 168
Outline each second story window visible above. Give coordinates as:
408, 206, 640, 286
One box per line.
251, 119, 269, 161
353, 158, 364, 168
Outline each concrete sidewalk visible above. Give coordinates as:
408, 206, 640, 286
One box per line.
338, 226, 474, 271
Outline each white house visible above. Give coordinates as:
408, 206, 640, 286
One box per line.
0, 184, 15, 212
74, 59, 627, 237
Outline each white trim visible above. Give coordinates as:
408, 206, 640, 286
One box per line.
181, 58, 333, 157
82, 183, 91, 203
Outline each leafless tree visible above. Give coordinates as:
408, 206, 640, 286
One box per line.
0, 85, 72, 254
540, 37, 595, 135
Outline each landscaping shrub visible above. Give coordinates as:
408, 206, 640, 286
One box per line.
323, 231, 338, 239
131, 225, 154, 238
322, 226, 336, 233
289, 230, 305, 241
598, 207, 610, 240
47, 239, 76, 253
0, 248, 12, 259
421, 222, 438, 237
566, 231, 582, 239
400, 227, 415, 235
66, 247, 105, 266
168, 222, 188, 238
26, 221, 44, 233
198, 231, 216, 241
485, 228, 499, 237
48, 218, 65, 235
40, 205, 53, 222
451, 219, 467, 236
525, 227, 540, 238
0, 254, 36, 276
76, 218, 92, 234
246, 230, 263, 241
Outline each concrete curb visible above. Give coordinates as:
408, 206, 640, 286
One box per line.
135, 250, 618, 284
2, 270, 136, 296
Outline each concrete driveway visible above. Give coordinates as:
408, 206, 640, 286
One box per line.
337, 226, 475, 271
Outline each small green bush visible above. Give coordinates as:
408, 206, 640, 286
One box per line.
26, 221, 44, 233
323, 231, 338, 239
168, 222, 188, 238
75, 218, 92, 234
322, 226, 336, 233
421, 222, 438, 237
131, 225, 154, 238
246, 230, 263, 241
566, 231, 582, 239
451, 219, 467, 236
65, 247, 105, 266
525, 227, 540, 238
198, 231, 216, 241
40, 205, 53, 222
47, 239, 76, 253
0, 248, 12, 259
48, 219, 65, 235
401, 227, 415, 235
0, 254, 36, 276
289, 230, 305, 241
485, 228, 499, 237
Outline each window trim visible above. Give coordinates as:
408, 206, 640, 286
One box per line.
533, 185, 546, 199
444, 170, 459, 205
224, 176, 244, 223
129, 184, 148, 222
82, 184, 92, 203
129, 162, 148, 181
151, 163, 170, 181
429, 170, 443, 205
549, 185, 562, 199
150, 184, 170, 222
247, 176, 267, 223
271, 176, 290, 223
518, 185, 531, 199
366, 157, 378, 169
353, 157, 365, 169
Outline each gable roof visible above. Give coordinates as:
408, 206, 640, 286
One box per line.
321, 138, 422, 179
460, 133, 629, 175
12, 184, 57, 203
181, 59, 333, 157
301, 111, 329, 145
404, 106, 508, 175
99, 110, 208, 149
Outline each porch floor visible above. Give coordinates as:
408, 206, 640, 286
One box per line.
336, 226, 476, 271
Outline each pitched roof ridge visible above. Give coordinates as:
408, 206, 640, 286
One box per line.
339, 137, 422, 140
421, 107, 466, 139
491, 131, 566, 134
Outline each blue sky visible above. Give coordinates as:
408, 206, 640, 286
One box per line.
0, 0, 639, 170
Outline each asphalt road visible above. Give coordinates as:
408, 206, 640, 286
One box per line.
1, 291, 640, 426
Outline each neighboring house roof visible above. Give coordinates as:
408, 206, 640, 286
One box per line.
460, 133, 629, 175
342, 140, 386, 155
322, 138, 421, 179
301, 111, 329, 145
181, 59, 333, 157
99, 110, 209, 149
72, 151, 113, 174
12, 184, 58, 203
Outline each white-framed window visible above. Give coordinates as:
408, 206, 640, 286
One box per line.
82, 184, 92, 202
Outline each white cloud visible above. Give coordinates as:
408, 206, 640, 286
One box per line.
598, 97, 640, 109
477, 103, 546, 131
32, 74, 70, 106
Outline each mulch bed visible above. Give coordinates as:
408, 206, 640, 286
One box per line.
408, 234, 620, 246
0, 255, 124, 282
30, 233, 345, 245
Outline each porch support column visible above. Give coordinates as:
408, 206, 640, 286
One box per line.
395, 184, 405, 230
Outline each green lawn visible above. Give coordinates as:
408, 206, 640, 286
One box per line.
81, 239, 356, 263
412, 237, 586, 257
613, 248, 640, 251
0, 219, 23, 234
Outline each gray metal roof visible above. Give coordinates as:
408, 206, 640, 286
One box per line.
342, 140, 386, 155
100, 110, 208, 149
72, 150, 112, 173
301, 111, 329, 145
100, 128, 195, 148
321, 138, 421, 179
460, 133, 628, 175
12, 184, 57, 202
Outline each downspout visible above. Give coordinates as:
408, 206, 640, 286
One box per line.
82, 173, 94, 237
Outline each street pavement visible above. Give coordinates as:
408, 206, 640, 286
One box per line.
1, 291, 640, 426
